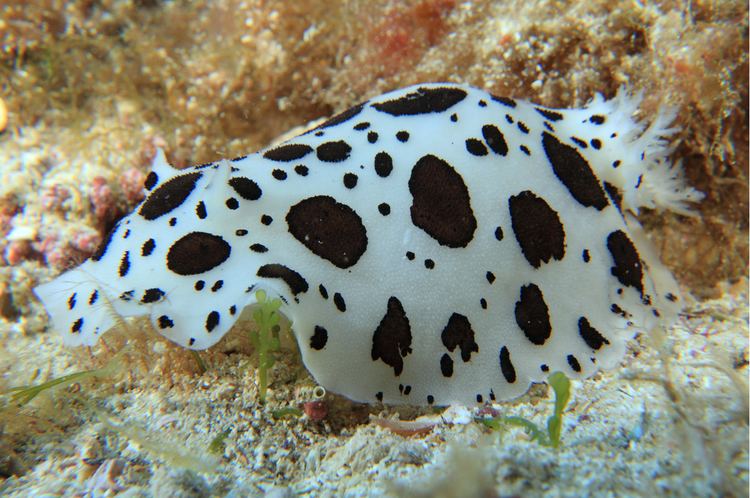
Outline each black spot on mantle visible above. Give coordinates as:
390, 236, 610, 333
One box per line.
514, 283, 551, 346
141, 288, 165, 304
409, 154, 477, 248
490, 94, 516, 108
606, 230, 644, 296
374, 152, 393, 177
228, 177, 262, 201
509, 190, 566, 269
371, 296, 412, 376
139, 172, 202, 220
499, 346, 516, 383
482, 124, 508, 156
372, 87, 467, 116
440, 353, 453, 377
286, 195, 367, 269
310, 325, 328, 350
542, 132, 608, 211
441, 313, 479, 362
317, 141, 352, 163
263, 143, 313, 162
535, 107, 563, 121
465, 138, 488, 156
257, 263, 309, 296
166, 231, 231, 276
578, 316, 610, 350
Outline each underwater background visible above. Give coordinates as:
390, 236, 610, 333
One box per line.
0, 1, 747, 496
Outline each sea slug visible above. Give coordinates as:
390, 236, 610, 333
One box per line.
34, 83, 701, 405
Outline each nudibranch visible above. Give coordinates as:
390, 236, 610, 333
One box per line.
35, 83, 701, 405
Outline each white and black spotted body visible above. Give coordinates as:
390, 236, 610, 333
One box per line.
35, 83, 701, 406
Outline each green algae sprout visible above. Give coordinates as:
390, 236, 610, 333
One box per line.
480, 371, 571, 448
249, 290, 283, 403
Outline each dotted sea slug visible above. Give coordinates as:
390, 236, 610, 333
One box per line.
34, 83, 702, 406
